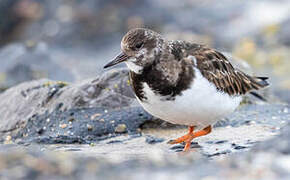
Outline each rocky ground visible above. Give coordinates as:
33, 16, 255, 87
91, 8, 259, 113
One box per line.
1, 0, 290, 179
1, 124, 290, 180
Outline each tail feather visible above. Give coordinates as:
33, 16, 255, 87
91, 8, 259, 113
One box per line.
250, 91, 267, 102
253, 76, 269, 88
249, 76, 269, 102
256, 76, 269, 81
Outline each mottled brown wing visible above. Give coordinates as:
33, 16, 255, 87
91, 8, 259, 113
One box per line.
191, 47, 268, 96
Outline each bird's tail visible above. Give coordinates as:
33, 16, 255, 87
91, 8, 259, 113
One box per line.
251, 76, 269, 89
249, 76, 269, 102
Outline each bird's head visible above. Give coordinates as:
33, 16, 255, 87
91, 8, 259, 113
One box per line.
104, 28, 164, 73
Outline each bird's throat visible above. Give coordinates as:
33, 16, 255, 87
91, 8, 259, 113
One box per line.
125, 61, 143, 74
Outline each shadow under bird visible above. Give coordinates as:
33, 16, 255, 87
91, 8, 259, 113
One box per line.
104, 28, 269, 151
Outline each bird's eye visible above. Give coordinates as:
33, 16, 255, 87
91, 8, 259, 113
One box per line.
135, 42, 144, 49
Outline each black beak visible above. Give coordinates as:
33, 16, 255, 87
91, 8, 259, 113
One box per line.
104, 52, 130, 68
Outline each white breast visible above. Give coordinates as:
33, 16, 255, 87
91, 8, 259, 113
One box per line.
137, 68, 242, 129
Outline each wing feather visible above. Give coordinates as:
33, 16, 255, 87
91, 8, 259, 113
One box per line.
187, 46, 268, 96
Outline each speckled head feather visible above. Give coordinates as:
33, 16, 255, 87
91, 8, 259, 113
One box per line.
104, 28, 165, 73
120, 28, 165, 73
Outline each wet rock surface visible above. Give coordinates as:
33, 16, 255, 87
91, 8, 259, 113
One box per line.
0, 68, 136, 137
0, 68, 138, 143
0, 122, 289, 179
15, 107, 151, 144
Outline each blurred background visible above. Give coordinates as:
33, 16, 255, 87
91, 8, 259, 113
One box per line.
0, 0, 290, 102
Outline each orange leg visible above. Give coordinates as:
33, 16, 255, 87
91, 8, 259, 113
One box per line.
168, 125, 212, 151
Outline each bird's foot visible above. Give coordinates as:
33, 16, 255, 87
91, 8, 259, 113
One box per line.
167, 125, 212, 152
167, 135, 194, 144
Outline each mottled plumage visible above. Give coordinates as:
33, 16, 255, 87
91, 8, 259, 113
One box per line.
125, 34, 268, 101
104, 28, 269, 151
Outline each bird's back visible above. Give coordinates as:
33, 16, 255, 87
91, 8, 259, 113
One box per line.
169, 40, 269, 97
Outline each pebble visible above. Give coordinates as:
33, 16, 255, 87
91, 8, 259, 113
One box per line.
87, 124, 93, 131
90, 113, 102, 120
60, 124, 68, 129
145, 135, 164, 144
114, 124, 127, 133
99, 118, 105, 122
5, 135, 12, 142
68, 118, 74, 122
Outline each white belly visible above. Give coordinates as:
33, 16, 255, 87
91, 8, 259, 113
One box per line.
137, 68, 242, 129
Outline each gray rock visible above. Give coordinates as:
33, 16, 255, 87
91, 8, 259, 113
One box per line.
16, 106, 151, 144
0, 68, 141, 140
145, 135, 165, 144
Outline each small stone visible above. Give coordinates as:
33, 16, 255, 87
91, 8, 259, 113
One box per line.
115, 124, 127, 133
68, 118, 74, 122
145, 135, 164, 144
136, 128, 141, 133
90, 143, 96, 147
46, 118, 50, 122
4, 135, 12, 144
60, 124, 68, 129
99, 118, 105, 122
5, 135, 12, 141
170, 144, 184, 150
87, 124, 93, 131
90, 113, 101, 120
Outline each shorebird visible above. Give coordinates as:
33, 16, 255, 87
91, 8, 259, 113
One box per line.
104, 28, 269, 151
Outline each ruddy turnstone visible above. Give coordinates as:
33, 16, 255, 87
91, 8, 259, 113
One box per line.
104, 28, 269, 151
